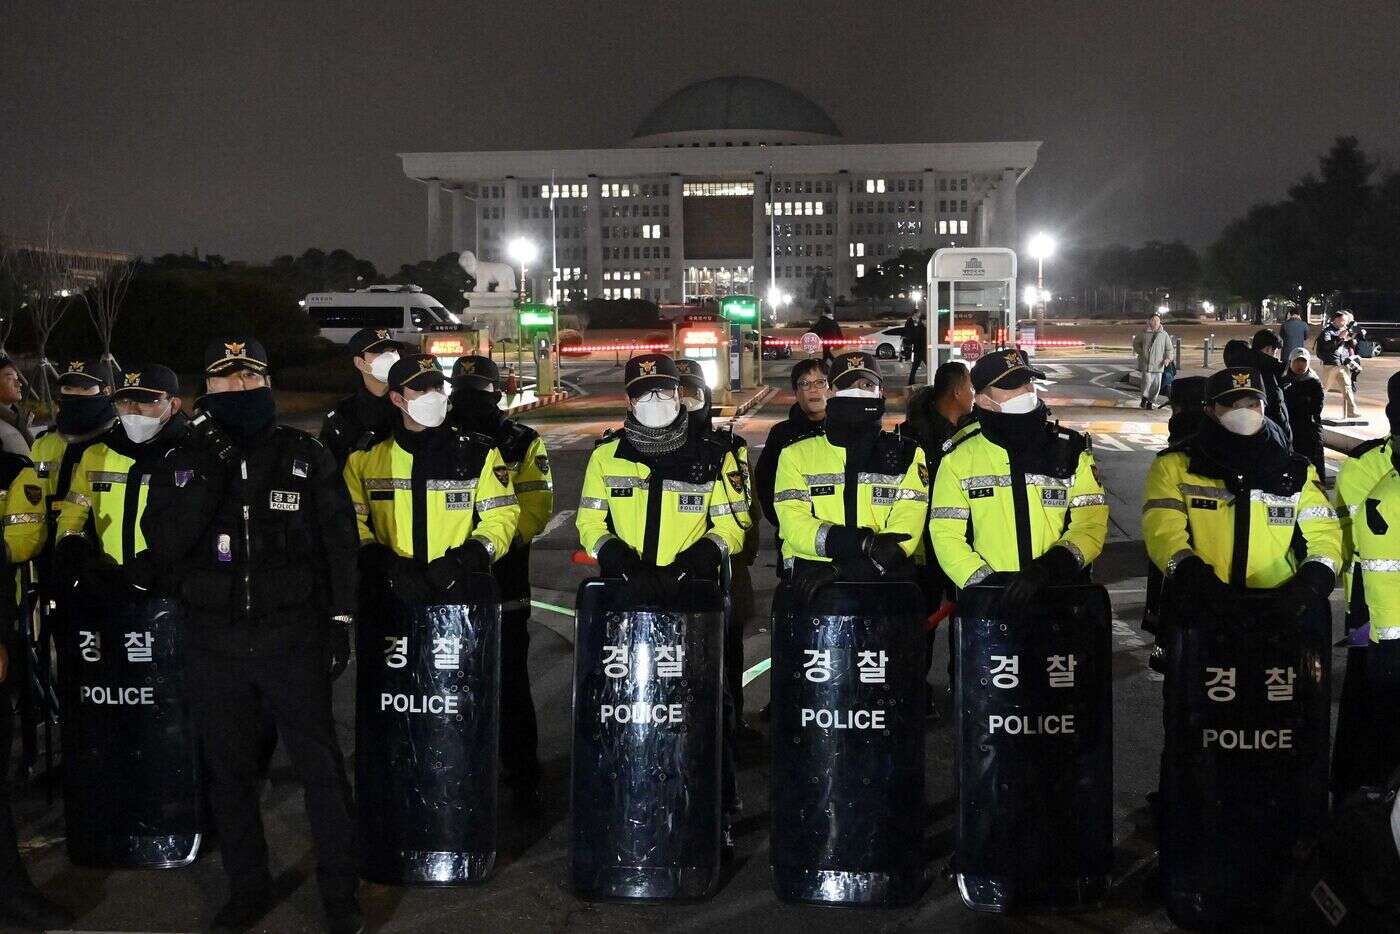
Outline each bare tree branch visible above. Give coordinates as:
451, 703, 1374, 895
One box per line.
20, 206, 80, 411
81, 254, 132, 371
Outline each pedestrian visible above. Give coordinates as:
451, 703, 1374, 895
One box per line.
1316, 310, 1360, 420
447, 354, 552, 808
929, 349, 1108, 608
1281, 348, 1324, 478
1223, 331, 1292, 447
907, 312, 928, 385
140, 337, 363, 933
754, 358, 829, 540
0, 450, 71, 930
810, 304, 844, 363
575, 352, 748, 851
900, 313, 915, 363
1280, 306, 1309, 359
319, 327, 404, 469
1133, 313, 1174, 409
0, 360, 32, 457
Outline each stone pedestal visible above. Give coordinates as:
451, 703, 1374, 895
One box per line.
461, 292, 518, 347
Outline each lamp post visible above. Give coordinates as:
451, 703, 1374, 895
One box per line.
508, 237, 538, 305
1027, 232, 1056, 338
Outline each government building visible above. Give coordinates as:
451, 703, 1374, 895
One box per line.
399, 77, 1039, 318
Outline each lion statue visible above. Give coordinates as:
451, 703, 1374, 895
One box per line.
458, 250, 516, 294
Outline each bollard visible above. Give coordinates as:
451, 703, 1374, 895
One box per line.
1174, 336, 1183, 371
1202, 334, 1215, 368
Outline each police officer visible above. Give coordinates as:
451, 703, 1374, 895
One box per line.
0, 451, 70, 929
319, 327, 404, 469
52, 365, 187, 587
1142, 366, 1341, 614
140, 338, 362, 934
575, 353, 749, 844
31, 359, 118, 527
930, 349, 1108, 605
445, 354, 549, 806
1334, 371, 1400, 629
774, 350, 928, 603
676, 357, 760, 734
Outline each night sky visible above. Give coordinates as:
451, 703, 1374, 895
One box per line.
4, 0, 1397, 272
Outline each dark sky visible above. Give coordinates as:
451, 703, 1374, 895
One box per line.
4, 0, 1398, 272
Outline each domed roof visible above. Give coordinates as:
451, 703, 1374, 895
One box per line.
633, 77, 841, 139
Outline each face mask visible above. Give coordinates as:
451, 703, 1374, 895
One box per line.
120, 407, 168, 444
996, 390, 1040, 415
633, 395, 680, 428
368, 350, 399, 383
1219, 408, 1264, 436
198, 386, 277, 440
832, 386, 881, 399
56, 393, 116, 436
682, 395, 705, 413
405, 390, 449, 428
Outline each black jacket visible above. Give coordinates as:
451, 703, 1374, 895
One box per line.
319, 386, 398, 469
141, 422, 359, 654
1223, 341, 1292, 447
754, 403, 824, 528
1282, 371, 1325, 462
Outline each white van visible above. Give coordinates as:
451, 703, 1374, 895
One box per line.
302, 285, 461, 346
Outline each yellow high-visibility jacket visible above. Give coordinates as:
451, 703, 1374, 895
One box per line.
930, 422, 1107, 588
576, 430, 747, 566
1352, 467, 1400, 640
344, 427, 520, 564
1334, 436, 1393, 613
1144, 445, 1342, 588
773, 431, 927, 565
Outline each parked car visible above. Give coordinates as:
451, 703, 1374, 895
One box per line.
867, 325, 910, 359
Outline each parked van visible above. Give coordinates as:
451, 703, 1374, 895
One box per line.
302, 285, 460, 346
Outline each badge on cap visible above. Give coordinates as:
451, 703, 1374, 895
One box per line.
639, 359, 656, 375
1232, 372, 1252, 387
224, 341, 245, 356
123, 372, 141, 387
375, 329, 389, 340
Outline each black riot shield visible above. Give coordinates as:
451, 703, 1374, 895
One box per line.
356, 572, 502, 885
769, 580, 929, 906
1159, 588, 1331, 929
954, 583, 1113, 913
571, 578, 724, 901
59, 587, 201, 868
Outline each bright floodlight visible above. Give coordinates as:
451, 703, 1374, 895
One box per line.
1027, 232, 1056, 261
767, 285, 786, 306
1157, 303, 1170, 315
910, 289, 923, 304
1023, 284, 1040, 307
507, 237, 539, 266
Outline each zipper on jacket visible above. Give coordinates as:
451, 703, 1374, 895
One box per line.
240, 458, 253, 619
1229, 474, 1250, 588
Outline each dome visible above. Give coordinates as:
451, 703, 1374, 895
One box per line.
631, 77, 841, 145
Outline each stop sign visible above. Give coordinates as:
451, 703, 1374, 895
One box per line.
800, 331, 823, 355
960, 339, 984, 361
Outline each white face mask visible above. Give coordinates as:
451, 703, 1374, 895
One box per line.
1219, 407, 1264, 436
120, 407, 168, 444
681, 395, 705, 413
405, 390, 449, 428
996, 390, 1040, 414
831, 386, 881, 399
633, 395, 680, 428
369, 350, 400, 383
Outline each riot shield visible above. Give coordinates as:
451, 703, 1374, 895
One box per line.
356, 572, 502, 885
1159, 588, 1331, 929
571, 578, 724, 900
59, 585, 201, 868
769, 580, 929, 906
954, 583, 1113, 912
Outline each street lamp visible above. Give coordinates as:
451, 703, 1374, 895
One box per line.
1026, 232, 1056, 336
507, 237, 538, 304
910, 288, 923, 307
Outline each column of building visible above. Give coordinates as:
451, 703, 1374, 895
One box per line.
585, 174, 604, 299
451, 186, 471, 254
668, 174, 685, 304
920, 169, 936, 251
426, 180, 443, 258
751, 171, 768, 309
832, 171, 851, 304
986, 168, 1018, 250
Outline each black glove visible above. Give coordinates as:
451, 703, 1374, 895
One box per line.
53, 535, 92, 590
794, 562, 840, 606
452, 539, 491, 573
596, 537, 645, 579
125, 549, 160, 593
185, 412, 237, 463
822, 526, 871, 563
1273, 561, 1337, 618
673, 537, 721, 583
424, 552, 471, 592
388, 556, 432, 604
326, 619, 353, 681
1003, 546, 1080, 614
1170, 555, 1232, 607
863, 532, 912, 574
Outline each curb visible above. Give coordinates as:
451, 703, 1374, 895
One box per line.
1323, 423, 1380, 456
717, 385, 776, 418
1044, 396, 1143, 409
504, 391, 571, 416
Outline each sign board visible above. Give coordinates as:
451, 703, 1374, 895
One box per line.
518, 304, 555, 329
719, 294, 759, 323
800, 332, 822, 355
1018, 323, 1037, 358
932, 249, 1016, 282
960, 339, 984, 361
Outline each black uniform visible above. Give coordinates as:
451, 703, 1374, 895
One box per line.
320, 387, 398, 470
141, 346, 359, 919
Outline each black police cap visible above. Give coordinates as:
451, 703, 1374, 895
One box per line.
451, 355, 500, 392
624, 353, 679, 398
387, 353, 445, 393
1206, 366, 1266, 405
113, 364, 180, 398
674, 357, 707, 391
55, 357, 113, 389
828, 350, 882, 389
1167, 375, 1208, 409
204, 337, 269, 376
346, 327, 404, 358
970, 348, 1044, 393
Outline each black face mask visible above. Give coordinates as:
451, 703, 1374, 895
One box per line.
56, 393, 116, 437
450, 387, 504, 435
824, 395, 885, 446
198, 386, 277, 441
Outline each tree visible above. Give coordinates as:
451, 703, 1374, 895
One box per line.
1286, 136, 1375, 297
1204, 201, 1299, 319
20, 208, 81, 409
81, 256, 133, 369
390, 253, 476, 312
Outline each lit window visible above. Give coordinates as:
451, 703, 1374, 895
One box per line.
938, 221, 948, 235
856, 263, 865, 278
877, 179, 886, 193
959, 220, 969, 234
815, 202, 824, 215
856, 243, 865, 257
866, 179, 875, 193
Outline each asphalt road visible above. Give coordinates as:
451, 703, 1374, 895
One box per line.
15, 354, 1356, 933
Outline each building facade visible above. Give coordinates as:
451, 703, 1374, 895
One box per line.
400, 77, 1039, 318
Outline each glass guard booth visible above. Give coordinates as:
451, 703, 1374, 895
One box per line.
925, 247, 1018, 375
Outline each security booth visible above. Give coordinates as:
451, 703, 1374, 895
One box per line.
518, 303, 557, 396
719, 294, 760, 391
672, 314, 730, 404
925, 248, 1018, 374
